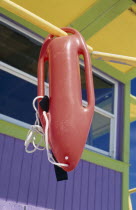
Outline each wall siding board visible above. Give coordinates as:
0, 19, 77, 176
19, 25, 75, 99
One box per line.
95, 165, 103, 210
55, 180, 66, 210
101, 167, 109, 210
7, 139, 24, 202
63, 170, 74, 210
36, 152, 50, 208
17, 146, 34, 204
108, 169, 115, 210
72, 161, 82, 210
115, 172, 122, 210
0, 134, 122, 209
87, 162, 96, 210
27, 151, 43, 206
46, 166, 57, 210
0, 136, 15, 200
0, 134, 5, 170
80, 161, 89, 210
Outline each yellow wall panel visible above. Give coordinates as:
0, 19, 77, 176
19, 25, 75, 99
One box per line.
130, 95, 136, 122
10, 0, 96, 27
87, 9, 136, 73
130, 103, 136, 122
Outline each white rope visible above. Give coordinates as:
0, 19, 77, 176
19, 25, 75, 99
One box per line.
24, 96, 68, 168
25, 96, 46, 153
43, 111, 68, 167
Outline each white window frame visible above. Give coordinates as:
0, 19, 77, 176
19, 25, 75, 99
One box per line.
0, 17, 118, 159
80, 61, 118, 159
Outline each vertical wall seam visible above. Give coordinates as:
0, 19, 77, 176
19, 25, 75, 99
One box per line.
113, 171, 115, 210
16, 143, 25, 203
94, 164, 96, 210
52, 168, 57, 210
54, 178, 58, 210
71, 169, 76, 210
114, 171, 116, 210
62, 180, 67, 210
93, 164, 96, 210
45, 164, 51, 208
107, 169, 109, 210
6, 137, 15, 201
26, 153, 34, 205
87, 163, 90, 210
35, 151, 43, 207
79, 161, 83, 210
101, 166, 103, 210
0, 134, 6, 174
101, 167, 103, 210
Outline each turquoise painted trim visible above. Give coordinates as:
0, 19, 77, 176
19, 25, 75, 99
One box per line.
0, 120, 45, 147
91, 57, 136, 84
121, 81, 131, 210
1, 7, 48, 38
126, 67, 136, 81
82, 149, 128, 173
91, 57, 127, 83
122, 82, 130, 163
69, 0, 119, 30
0, 119, 129, 174
70, 0, 133, 40
122, 167, 129, 210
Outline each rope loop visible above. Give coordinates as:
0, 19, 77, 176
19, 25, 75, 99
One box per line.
24, 96, 68, 167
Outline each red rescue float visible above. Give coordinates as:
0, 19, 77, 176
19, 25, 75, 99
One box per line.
38, 28, 95, 172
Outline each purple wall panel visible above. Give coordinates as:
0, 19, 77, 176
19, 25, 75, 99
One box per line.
80, 161, 89, 210
17, 146, 33, 204
115, 172, 122, 210
27, 151, 42, 206
101, 167, 109, 210
63, 170, 74, 210
36, 152, 50, 207
72, 161, 82, 210
7, 139, 24, 202
46, 166, 57, 209
87, 162, 96, 210
0, 136, 15, 200
95, 166, 103, 210
0, 134, 5, 169
0, 134, 122, 210
108, 170, 115, 210
55, 181, 65, 210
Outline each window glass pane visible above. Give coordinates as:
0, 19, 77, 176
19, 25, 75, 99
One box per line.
93, 74, 114, 113
1, 23, 114, 114
86, 112, 110, 152
80, 66, 114, 113
0, 70, 36, 124
0, 23, 41, 77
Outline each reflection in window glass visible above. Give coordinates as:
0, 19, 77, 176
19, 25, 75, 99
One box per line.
86, 112, 110, 152
0, 23, 41, 77
80, 67, 114, 114
93, 74, 114, 114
